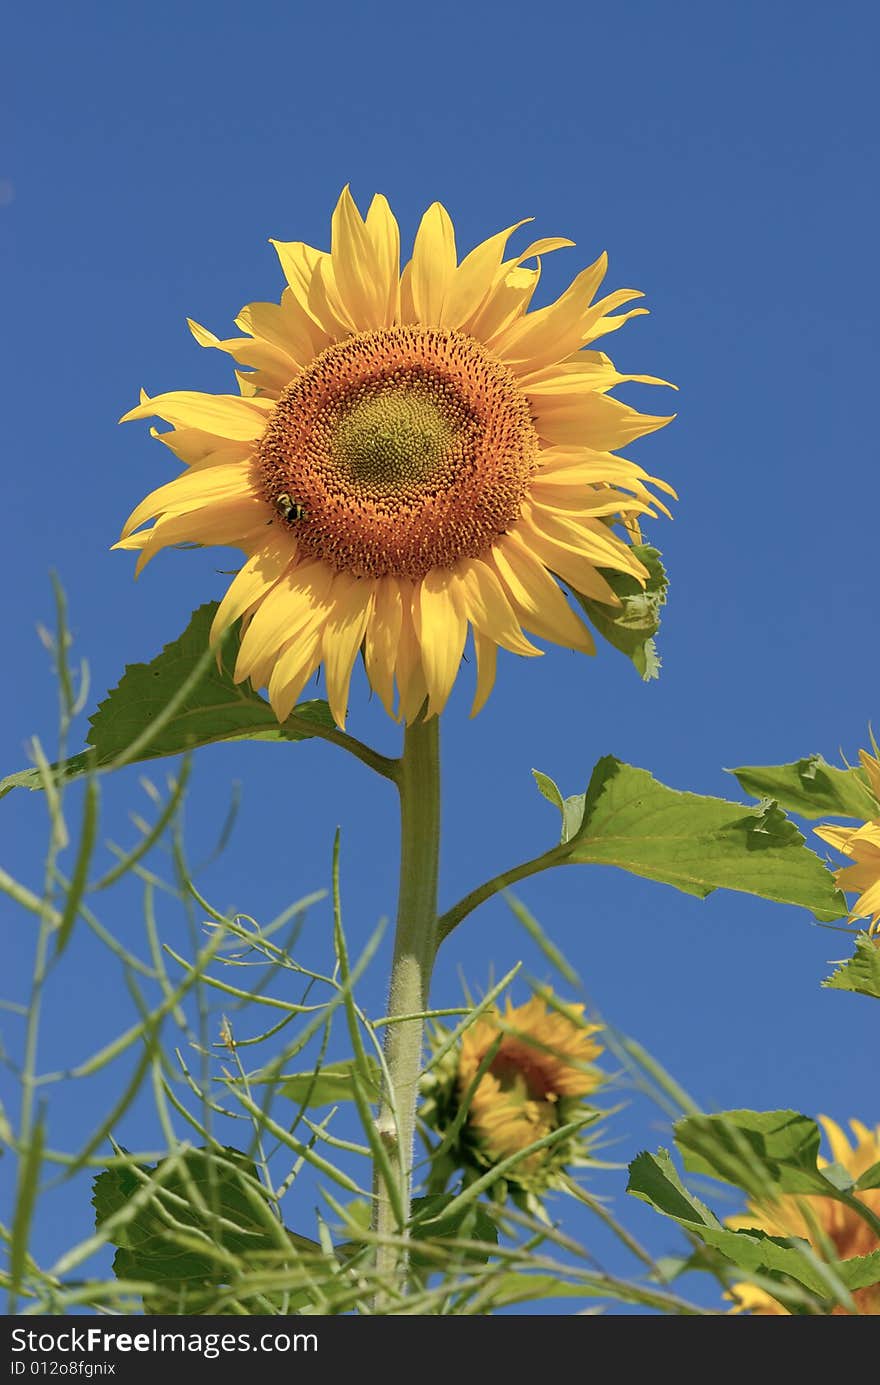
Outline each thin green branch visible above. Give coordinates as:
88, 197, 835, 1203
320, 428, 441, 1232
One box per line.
286, 712, 399, 781
436, 841, 572, 944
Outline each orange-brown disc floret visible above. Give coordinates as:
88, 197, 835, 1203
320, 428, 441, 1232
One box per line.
256, 326, 539, 580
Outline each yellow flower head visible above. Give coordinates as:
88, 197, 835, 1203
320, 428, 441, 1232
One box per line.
728, 1117, 880, 1315
815, 750, 880, 934
116, 189, 675, 728
422, 994, 604, 1198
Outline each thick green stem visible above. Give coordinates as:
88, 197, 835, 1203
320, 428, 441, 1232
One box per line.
373, 716, 441, 1294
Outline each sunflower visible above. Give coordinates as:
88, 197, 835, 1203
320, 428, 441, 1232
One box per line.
421, 994, 604, 1197
815, 749, 880, 934
116, 189, 675, 728
727, 1117, 880, 1315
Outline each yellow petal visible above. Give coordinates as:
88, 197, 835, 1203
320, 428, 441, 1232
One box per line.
365, 193, 401, 327
536, 390, 675, 450
187, 318, 296, 387
523, 504, 648, 580
415, 570, 467, 717
467, 265, 540, 341
150, 426, 253, 468
234, 560, 334, 684
491, 255, 609, 371
330, 185, 386, 330
123, 501, 267, 575
395, 590, 429, 724
267, 626, 324, 722
410, 202, 457, 326
471, 629, 498, 717
321, 573, 374, 729
452, 558, 541, 656
270, 239, 350, 338
209, 536, 293, 645
490, 533, 596, 652
859, 750, 880, 806
236, 294, 326, 368
818, 1116, 854, 1167
440, 219, 531, 329
523, 358, 675, 394
364, 576, 403, 717
120, 462, 255, 539
815, 823, 856, 854
121, 391, 269, 441
582, 294, 648, 345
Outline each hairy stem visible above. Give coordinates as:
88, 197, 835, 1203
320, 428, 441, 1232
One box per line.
373, 716, 441, 1297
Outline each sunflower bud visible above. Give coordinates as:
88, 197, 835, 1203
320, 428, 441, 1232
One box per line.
421, 993, 606, 1205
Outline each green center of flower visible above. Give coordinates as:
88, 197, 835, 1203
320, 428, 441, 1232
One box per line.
324, 373, 479, 501
256, 326, 538, 581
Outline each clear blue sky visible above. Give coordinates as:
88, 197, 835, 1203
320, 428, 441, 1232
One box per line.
3, 1, 877, 1312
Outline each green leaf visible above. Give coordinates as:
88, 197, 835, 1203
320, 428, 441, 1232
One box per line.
409, 1194, 498, 1268
730, 755, 873, 820
570, 544, 667, 681
1, 604, 333, 796
822, 933, 880, 1000
626, 1149, 720, 1228
856, 1162, 880, 1192
559, 756, 846, 922
627, 1148, 856, 1304
674, 1110, 833, 1197
93, 1146, 322, 1314
841, 1251, 880, 1290
275, 1058, 381, 1107
531, 769, 587, 844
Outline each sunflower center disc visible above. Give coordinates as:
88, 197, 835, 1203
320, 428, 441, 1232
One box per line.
257, 326, 539, 580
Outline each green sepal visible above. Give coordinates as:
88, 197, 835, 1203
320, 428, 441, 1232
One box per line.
730, 754, 874, 820
569, 543, 667, 681
822, 933, 880, 1000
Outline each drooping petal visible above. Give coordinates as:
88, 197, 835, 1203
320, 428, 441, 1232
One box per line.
320, 573, 374, 729
415, 569, 468, 717
470, 629, 498, 717
490, 533, 596, 652
121, 500, 268, 575
395, 591, 429, 724
234, 560, 335, 684
267, 625, 324, 723
209, 535, 293, 646
452, 558, 541, 657
364, 576, 403, 716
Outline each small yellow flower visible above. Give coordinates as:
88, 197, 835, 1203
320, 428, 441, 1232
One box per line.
815, 750, 880, 935
115, 188, 675, 729
728, 1117, 880, 1315
422, 994, 604, 1198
